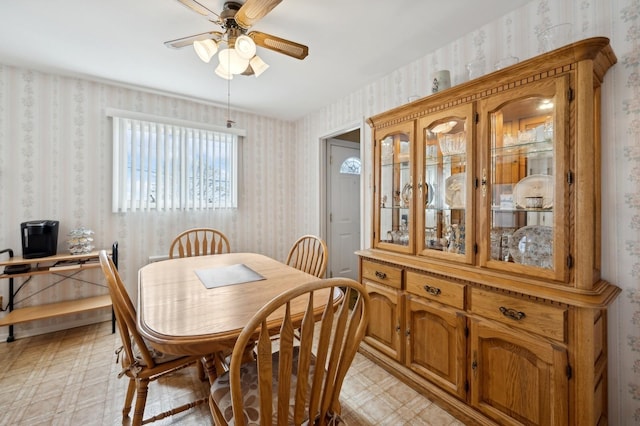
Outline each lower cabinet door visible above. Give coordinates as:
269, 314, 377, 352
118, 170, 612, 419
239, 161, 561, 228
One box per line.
469, 318, 569, 426
363, 280, 403, 361
405, 295, 467, 400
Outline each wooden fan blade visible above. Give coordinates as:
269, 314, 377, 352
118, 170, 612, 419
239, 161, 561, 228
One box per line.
176, 0, 220, 23
249, 31, 309, 60
235, 0, 282, 29
165, 31, 223, 49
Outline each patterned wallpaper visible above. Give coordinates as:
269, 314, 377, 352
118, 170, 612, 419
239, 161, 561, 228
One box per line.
0, 0, 638, 422
0, 70, 317, 334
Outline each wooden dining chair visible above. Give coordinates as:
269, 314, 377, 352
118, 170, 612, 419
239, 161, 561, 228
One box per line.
169, 228, 231, 259
98, 250, 207, 426
209, 277, 370, 426
286, 234, 328, 278
169, 227, 232, 381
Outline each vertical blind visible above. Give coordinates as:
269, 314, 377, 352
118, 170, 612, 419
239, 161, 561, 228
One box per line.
111, 116, 238, 212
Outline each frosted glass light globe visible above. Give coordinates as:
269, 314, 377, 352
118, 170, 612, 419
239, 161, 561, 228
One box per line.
193, 39, 218, 63
218, 48, 249, 75
235, 35, 256, 60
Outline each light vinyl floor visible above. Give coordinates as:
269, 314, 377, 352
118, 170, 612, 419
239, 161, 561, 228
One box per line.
0, 321, 465, 425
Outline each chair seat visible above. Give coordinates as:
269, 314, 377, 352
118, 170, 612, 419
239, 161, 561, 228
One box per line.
131, 337, 184, 366
211, 348, 326, 425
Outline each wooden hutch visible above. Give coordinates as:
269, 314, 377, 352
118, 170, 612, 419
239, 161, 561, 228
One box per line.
357, 38, 620, 425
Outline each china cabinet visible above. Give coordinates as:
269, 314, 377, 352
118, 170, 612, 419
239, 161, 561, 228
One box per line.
358, 38, 620, 425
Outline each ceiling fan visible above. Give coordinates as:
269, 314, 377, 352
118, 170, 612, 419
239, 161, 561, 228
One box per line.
165, 0, 309, 79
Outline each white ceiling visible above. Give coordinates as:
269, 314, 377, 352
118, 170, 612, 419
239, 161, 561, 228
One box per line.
0, 0, 531, 121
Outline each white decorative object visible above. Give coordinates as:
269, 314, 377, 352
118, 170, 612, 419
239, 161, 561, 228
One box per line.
495, 56, 519, 70
539, 23, 572, 52
445, 173, 466, 209
466, 59, 486, 80
513, 174, 554, 209
68, 227, 95, 254
438, 131, 466, 156
431, 70, 451, 93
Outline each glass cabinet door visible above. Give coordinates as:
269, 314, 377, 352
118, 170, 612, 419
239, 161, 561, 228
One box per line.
417, 104, 474, 264
479, 77, 568, 281
375, 122, 414, 254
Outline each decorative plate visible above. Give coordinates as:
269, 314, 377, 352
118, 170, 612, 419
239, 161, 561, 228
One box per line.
401, 183, 412, 207
425, 182, 435, 207
445, 173, 466, 209
513, 174, 553, 209
508, 225, 553, 268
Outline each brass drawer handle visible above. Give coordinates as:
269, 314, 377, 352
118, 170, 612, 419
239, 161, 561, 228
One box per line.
423, 285, 441, 296
499, 306, 526, 321
375, 271, 387, 279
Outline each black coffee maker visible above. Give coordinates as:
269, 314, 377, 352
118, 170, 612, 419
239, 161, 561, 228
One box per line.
21, 220, 59, 258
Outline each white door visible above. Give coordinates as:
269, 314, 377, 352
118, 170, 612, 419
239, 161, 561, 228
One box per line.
327, 141, 360, 279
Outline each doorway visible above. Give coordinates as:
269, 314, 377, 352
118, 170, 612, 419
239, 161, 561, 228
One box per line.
324, 129, 361, 280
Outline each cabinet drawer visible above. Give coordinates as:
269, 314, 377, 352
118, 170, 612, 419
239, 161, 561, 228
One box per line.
470, 288, 567, 342
406, 271, 465, 310
362, 260, 402, 289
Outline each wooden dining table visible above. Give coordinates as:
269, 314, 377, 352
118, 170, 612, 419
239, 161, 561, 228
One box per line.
137, 252, 336, 358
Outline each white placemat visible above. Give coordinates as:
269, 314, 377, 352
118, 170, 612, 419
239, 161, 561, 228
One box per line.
195, 263, 266, 289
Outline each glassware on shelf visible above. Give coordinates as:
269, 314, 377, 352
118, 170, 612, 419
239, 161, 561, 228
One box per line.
438, 132, 465, 156
495, 56, 519, 70
381, 139, 393, 164
467, 59, 486, 80
446, 224, 465, 254
68, 227, 95, 254
489, 93, 556, 269
539, 23, 572, 52
419, 109, 470, 259
377, 129, 412, 251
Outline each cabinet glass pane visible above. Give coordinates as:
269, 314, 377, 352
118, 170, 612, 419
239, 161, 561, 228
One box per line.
489, 96, 554, 269
423, 118, 467, 254
379, 133, 410, 246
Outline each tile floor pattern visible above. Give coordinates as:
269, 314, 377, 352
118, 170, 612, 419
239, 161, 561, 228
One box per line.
0, 321, 466, 425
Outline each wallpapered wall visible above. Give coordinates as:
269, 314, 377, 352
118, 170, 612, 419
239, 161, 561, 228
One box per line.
300, 0, 637, 422
0, 72, 318, 332
0, 0, 638, 422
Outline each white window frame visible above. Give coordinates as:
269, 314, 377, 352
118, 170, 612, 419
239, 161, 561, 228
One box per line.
107, 108, 245, 212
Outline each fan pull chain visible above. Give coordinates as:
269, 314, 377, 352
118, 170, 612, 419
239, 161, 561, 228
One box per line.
226, 43, 234, 128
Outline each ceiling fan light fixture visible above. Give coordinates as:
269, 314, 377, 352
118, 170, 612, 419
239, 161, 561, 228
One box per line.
215, 63, 233, 80
250, 55, 269, 77
193, 39, 218, 63
218, 48, 250, 75
235, 34, 257, 60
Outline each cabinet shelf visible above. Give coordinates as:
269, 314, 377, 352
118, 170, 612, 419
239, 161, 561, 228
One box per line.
0, 261, 100, 279
380, 206, 410, 210
491, 206, 553, 213
425, 207, 467, 212
0, 295, 111, 327
491, 139, 553, 157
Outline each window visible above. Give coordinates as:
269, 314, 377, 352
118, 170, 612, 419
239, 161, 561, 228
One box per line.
339, 157, 361, 175
109, 110, 244, 212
